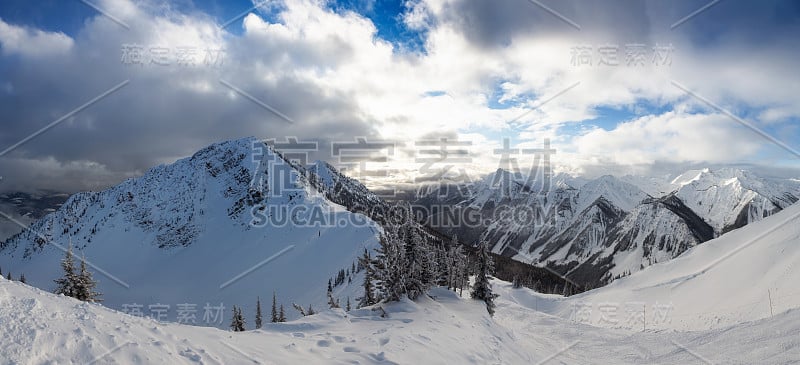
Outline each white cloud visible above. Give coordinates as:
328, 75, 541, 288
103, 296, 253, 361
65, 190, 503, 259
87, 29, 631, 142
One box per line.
573, 111, 762, 165
0, 19, 74, 57
1, 0, 799, 193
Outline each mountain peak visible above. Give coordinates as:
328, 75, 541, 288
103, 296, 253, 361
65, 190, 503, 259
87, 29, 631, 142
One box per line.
577, 174, 649, 212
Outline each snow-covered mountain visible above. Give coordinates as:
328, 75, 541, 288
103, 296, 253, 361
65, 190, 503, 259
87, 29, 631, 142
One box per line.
670, 168, 799, 233
0, 137, 381, 325
415, 167, 800, 288
535, 199, 800, 331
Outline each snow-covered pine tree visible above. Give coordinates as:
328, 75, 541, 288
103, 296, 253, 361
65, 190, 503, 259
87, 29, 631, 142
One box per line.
512, 275, 522, 289
457, 244, 469, 296
446, 240, 468, 294
445, 237, 459, 291
471, 241, 498, 316
230, 306, 243, 332
358, 248, 376, 308
271, 291, 279, 323
401, 212, 427, 300
19, 273, 26, 284
239, 306, 246, 331
278, 304, 286, 322
292, 303, 307, 316
54, 243, 77, 298
6, 271, 11, 280
346, 297, 351, 311
327, 289, 340, 309
255, 296, 263, 329
306, 304, 315, 315
372, 228, 407, 302
230, 306, 238, 331
75, 254, 101, 302
434, 241, 449, 287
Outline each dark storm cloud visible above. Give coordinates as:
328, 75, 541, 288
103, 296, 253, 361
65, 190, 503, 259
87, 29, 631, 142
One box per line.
0, 6, 381, 193
439, 0, 654, 47
437, 0, 800, 48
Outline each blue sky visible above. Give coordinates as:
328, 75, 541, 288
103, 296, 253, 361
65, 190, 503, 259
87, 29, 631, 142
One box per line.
0, 0, 799, 192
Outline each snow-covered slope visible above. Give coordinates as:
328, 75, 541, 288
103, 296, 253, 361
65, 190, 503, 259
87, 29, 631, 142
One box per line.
0, 138, 380, 325
2, 276, 798, 364
539, 201, 800, 331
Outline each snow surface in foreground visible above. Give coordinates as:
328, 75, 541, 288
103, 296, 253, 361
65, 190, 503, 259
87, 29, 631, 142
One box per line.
1, 278, 798, 364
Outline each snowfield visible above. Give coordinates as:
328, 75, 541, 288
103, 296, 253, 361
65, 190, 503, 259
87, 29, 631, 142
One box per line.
1, 278, 798, 364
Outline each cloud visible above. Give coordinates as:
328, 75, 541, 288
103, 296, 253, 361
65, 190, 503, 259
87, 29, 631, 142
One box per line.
0, 0, 798, 193
0, 18, 73, 57
573, 111, 763, 165
0, 0, 385, 192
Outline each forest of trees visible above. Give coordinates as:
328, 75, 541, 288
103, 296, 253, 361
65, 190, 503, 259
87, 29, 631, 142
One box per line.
354, 203, 497, 316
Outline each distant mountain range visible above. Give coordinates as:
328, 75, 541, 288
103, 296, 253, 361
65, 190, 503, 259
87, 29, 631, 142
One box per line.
3, 137, 798, 305
414, 167, 800, 288
0, 191, 70, 242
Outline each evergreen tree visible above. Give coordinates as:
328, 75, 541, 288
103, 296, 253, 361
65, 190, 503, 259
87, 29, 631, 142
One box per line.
230, 306, 245, 332
512, 275, 522, 289
434, 241, 449, 287
54, 243, 77, 298
292, 303, 306, 316
278, 304, 286, 322
230, 306, 237, 331
327, 289, 340, 309
458, 246, 470, 296
346, 297, 351, 311
372, 228, 406, 302
0, 265, 3, 277
370, 204, 441, 303
445, 236, 458, 290
271, 291, 279, 323
402, 214, 428, 300
306, 304, 316, 315
446, 240, 468, 295
19, 273, 26, 284
357, 248, 376, 308
471, 241, 498, 316
6, 271, 11, 280
255, 296, 263, 329
75, 254, 101, 302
